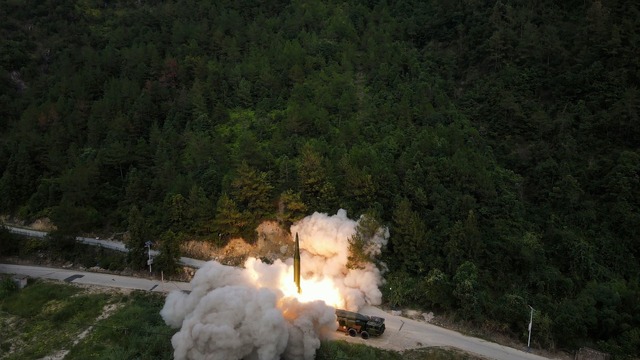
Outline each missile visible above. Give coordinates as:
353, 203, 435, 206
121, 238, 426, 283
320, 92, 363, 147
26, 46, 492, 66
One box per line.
294, 232, 301, 294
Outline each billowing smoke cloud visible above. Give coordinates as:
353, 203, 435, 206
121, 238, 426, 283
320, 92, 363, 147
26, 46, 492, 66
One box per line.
291, 209, 389, 310
161, 209, 388, 360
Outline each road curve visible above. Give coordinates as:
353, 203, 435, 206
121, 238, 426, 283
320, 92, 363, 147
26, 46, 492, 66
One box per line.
5, 226, 206, 269
1, 263, 551, 360
0, 263, 191, 293
340, 305, 551, 360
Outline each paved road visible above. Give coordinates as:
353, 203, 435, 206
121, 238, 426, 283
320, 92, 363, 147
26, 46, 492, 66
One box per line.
0, 263, 190, 293
4, 225, 550, 359
336, 306, 551, 360
5, 226, 206, 268
6, 226, 48, 239
1, 263, 551, 360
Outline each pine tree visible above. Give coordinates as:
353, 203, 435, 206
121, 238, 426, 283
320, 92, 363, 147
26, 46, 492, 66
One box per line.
155, 230, 181, 276
347, 213, 385, 269
213, 193, 245, 245
126, 205, 149, 270
390, 198, 431, 275
230, 162, 274, 219
277, 189, 307, 227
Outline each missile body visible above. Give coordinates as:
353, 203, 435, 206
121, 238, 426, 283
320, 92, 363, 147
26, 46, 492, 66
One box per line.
294, 232, 301, 294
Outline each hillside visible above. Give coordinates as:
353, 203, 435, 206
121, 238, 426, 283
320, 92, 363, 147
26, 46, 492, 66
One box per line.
1, 0, 638, 356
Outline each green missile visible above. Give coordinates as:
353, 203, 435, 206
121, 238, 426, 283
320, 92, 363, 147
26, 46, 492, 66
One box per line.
294, 232, 301, 294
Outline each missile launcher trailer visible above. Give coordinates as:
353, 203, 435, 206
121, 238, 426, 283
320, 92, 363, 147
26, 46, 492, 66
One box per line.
335, 309, 385, 339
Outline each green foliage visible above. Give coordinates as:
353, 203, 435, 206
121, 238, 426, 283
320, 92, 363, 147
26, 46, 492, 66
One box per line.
51, 293, 110, 325
230, 162, 274, 220
420, 269, 453, 310
532, 312, 556, 350
67, 291, 174, 360
317, 340, 402, 360
213, 193, 245, 245
453, 262, 480, 321
5, 231, 127, 270
347, 213, 384, 269
0, 282, 109, 360
316, 341, 480, 360
383, 271, 419, 308
0, 281, 171, 360
0, 226, 20, 257
18, 237, 47, 257
126, 205, 149, 270
0, 276, 18, 299
444, 211, 483, 274
1, 0, 639, 353
297, 144, 337, 212
154, 230, 182, 276
389, 198, 431, 275
277, 189, 308, 227
165, 193, 187, 229
0, 280, 80, 317
46, 229, 77, 253
186, 185, 213, 235
0, 280, 108, 358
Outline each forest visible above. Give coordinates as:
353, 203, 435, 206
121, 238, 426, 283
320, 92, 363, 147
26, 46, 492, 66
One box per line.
1, 0, 638, 356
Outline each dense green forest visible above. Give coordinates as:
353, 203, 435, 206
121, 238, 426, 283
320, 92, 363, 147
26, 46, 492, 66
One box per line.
1, 0, 638, 356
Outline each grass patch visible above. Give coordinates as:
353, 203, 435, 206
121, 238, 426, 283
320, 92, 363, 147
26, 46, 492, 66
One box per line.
66, 291, 175, 360
1, 280, 80, 317
317, 340, 403, 359
0, 280, 110, 359
402, 347, 483, 360
0, 280, 174, 360
316, 341, 482, 360
0, 277, 18, 298
0, 279, 481, 360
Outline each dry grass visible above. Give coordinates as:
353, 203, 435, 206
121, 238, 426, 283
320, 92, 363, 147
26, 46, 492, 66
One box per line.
180, 221, 293, 263
180, 240, 218, 260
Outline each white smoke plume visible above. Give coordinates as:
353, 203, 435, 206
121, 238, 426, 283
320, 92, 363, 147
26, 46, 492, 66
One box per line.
161, 209, 388, 360
291, 209, 389, 310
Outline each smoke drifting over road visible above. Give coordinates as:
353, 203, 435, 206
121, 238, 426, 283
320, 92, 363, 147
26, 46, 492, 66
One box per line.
161, 209, 388, 360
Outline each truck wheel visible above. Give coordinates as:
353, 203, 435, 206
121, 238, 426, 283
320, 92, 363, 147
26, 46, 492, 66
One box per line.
361, 331, 370, 340
348, 328, 357, 337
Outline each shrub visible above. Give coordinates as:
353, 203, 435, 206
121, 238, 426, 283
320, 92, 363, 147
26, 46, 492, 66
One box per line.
0, 276, 18, 299
0, 226, 20, 256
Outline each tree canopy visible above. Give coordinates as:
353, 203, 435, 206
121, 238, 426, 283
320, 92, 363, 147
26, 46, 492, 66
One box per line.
1, 0, 638, 356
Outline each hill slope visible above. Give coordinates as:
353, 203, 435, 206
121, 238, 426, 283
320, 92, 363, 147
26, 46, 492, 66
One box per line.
1, 0, 638, 356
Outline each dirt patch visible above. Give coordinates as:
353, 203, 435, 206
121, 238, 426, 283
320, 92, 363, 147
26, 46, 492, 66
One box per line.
181, 221, 294, 266
218, 222, 293, 265
38, 349, 68, 360
72, 282, 133, 296
0, 216, 57, 231
1, 315, 26, 357
255, 221, 293, 258
37, 301, 124, 360
215, 238, 252, 265
29, 218, 57, 232
181, 240, 217, 260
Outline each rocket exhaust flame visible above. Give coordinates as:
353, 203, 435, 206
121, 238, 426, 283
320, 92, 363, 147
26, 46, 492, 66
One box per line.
161, 209, 389, 360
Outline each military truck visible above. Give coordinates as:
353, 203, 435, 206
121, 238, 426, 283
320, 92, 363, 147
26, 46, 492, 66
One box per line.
335, 309, 385, 339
